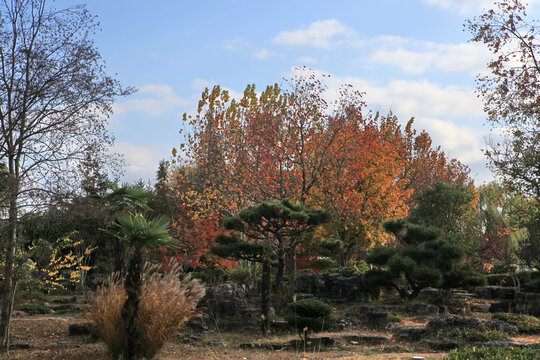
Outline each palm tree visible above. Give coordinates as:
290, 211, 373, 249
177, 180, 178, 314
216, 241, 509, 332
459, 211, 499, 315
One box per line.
111, 213, 176, 360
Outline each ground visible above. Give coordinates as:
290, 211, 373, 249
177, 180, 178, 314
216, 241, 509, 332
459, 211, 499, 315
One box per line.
0, 312, 449, 360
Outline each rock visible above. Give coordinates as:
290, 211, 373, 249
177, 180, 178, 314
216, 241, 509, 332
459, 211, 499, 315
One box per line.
410, 303, 439, 315
522, 280, 540, 293
343, 334, 388, 345
335, 317, 357, 330
481, 319, 518, 334
207, 339, 225, 347
393, 326, 428, 342
54, 304, 82, 313
472, 303, 491, 313
179, 334, 203, 344
426, 339, 458, 351
514, 292, 540, 316
477, 286, 516, 300
471, 340, 540, 348
356, 304, 406, 313
427, 316, 482, 331
448, 305, 470, 315
489, 301, 513, 313
365, 311, 388, 326
412, 315, 431, 322
198, 283, 253, 331
68, 323, 94, 336
186, 314, 209, 332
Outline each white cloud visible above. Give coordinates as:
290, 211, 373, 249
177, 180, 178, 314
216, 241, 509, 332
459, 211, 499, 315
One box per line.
253, 48, 276, 59
273, 19, 349, 48
414, 117, 484, 163
113, 142, 172, 183
352, 79, 484, 120
369, 38, 491, 75
113, 84, 189, 118
191, 78, 213, 90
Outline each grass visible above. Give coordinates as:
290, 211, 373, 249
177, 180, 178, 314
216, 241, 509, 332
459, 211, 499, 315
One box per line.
492, 313, 540, 334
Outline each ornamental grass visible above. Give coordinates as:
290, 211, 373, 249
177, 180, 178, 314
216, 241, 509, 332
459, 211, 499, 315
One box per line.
90, 263, 205, 359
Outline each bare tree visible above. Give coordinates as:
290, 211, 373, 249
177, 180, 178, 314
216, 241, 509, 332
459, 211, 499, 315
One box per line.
0, 0, 131, 348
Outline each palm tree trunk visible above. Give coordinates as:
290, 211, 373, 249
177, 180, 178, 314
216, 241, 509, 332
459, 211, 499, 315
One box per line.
122, 248, 143, 360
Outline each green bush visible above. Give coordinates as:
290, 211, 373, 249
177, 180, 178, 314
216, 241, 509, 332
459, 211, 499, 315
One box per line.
286, 299, 335, 340
226, 265, 251, 286
191, 265, 226, 284
447, 346, 540, 359
17, 303, 52, 315
322, 266, 357, 277
310, 258, 335, 271
492, 313, 540, 334
437, 328, 507, 343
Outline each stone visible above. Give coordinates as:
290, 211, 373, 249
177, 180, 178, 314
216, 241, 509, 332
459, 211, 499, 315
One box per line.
426, 339, 458, 351
335, 317, 357, 330
207, 339, 225, 347
198, 283, 253, 330
481, 319, 518, 334
393, 326, 428, 342
186, 314, 209, 332
343, 334, 388, 345
54, 304, 82, 312
489, 301, 513, 313
514, 292, 540, 316
365, 311, 388, 326
410, 303, 439, 315
427, 316, 482, 331
68, 323, 94, 336
471, 340, 540, 348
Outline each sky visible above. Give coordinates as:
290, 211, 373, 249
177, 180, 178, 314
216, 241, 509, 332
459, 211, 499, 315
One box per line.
54, 0, 540, 185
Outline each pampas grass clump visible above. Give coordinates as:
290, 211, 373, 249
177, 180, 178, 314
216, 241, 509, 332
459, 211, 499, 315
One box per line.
91, 263, 205, 359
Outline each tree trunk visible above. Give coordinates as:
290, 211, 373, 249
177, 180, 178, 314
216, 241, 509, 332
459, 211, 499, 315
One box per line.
0, 180, 18, 350
260, 258, 271, 335
122, 248, 143, 360
287, 245, 297, 302
274, 241, 285, 290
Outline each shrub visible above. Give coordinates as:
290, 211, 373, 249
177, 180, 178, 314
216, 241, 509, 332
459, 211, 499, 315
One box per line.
322, 266, 357, 277
447, 346, 540, 359
310, 258, 335, 271
17, 303, 51, 315
91, 263, 205, 359
492, 313, 540, 334
286, 299, 335, 342
226, 265, 251, 287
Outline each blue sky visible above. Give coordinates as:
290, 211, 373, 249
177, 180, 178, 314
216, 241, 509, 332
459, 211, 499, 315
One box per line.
55, 0, 540, 184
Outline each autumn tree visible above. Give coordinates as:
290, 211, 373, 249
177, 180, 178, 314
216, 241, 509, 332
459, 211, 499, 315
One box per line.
468, 0, 540, 200
0, 0, 130, 347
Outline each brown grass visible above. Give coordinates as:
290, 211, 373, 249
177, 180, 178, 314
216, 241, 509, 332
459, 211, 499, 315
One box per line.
90, 263, 205, 359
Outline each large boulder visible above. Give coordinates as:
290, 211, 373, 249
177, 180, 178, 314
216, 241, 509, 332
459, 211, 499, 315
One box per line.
427, 315, 518, 334
198, 283, 253, 331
